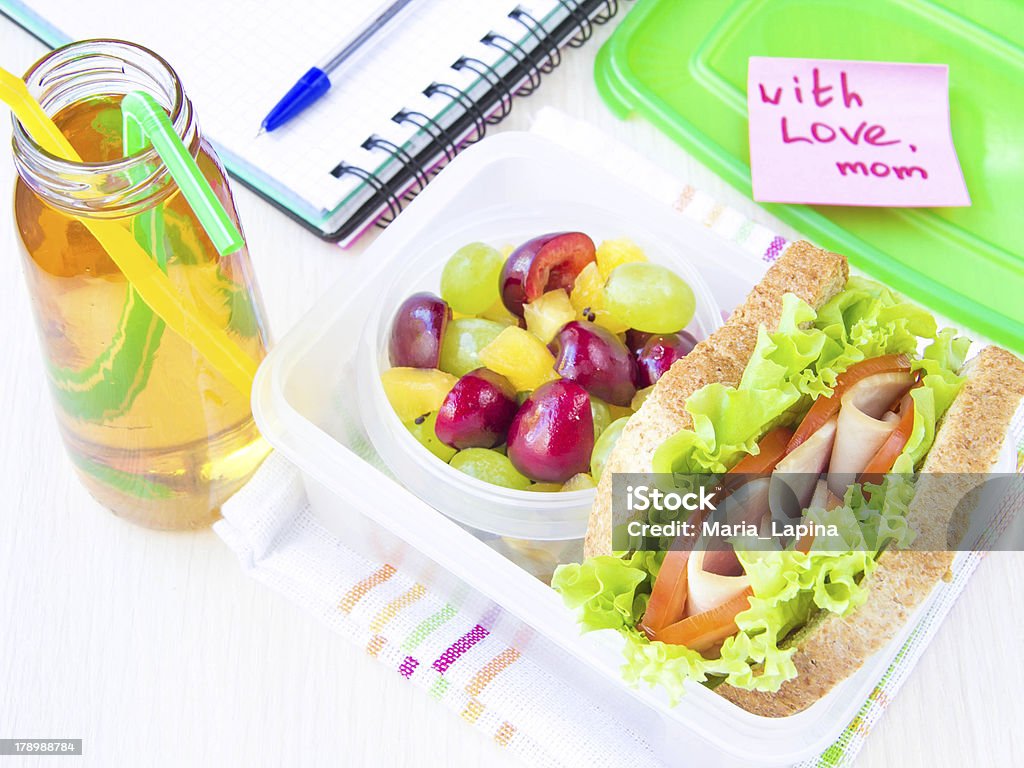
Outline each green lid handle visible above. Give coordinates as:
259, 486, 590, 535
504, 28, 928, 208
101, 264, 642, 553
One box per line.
121, 91, 243, 255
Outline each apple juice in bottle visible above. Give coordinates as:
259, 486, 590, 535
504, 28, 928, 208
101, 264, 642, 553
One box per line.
12, 41, 271, 529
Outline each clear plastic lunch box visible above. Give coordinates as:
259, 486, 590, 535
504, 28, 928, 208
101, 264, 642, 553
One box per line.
252, 133, 968, 766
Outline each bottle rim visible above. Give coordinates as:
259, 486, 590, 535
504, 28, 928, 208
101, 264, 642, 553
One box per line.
11, 39, 198, 216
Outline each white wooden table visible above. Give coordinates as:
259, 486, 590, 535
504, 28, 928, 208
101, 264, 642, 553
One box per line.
1, 14, 1021, 768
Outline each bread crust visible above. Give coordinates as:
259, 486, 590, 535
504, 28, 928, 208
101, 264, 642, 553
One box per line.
581, 239, 1024, 716
718, 345, 1024, 716
583, 241, 850, 558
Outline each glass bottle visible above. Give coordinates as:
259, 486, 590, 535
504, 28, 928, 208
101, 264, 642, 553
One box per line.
11, 40, 271, 529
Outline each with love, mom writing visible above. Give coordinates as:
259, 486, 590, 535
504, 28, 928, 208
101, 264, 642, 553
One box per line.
746, 57, 970, 208
761, 69, 917, 179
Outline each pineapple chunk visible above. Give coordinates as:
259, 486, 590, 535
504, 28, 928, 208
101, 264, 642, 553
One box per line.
596, 238, 647, 279
569, 262, 629, 334
523, 289, 575, 344
569, 261, 603, 314
528, 482, 563, 493
606, 401, 634, 421
590, 310, 630, 335
478, 326, 558, 392
480, 298, 518, 326
380, 367, 458, 422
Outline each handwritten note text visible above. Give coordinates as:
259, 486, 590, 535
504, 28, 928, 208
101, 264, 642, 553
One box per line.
747, 58, 969, 207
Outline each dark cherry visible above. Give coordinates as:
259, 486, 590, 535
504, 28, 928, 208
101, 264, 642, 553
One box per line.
499, 232, 595, 316
507, 380, 595, 483
435, 369, 518, 449
551, 321, 638, 406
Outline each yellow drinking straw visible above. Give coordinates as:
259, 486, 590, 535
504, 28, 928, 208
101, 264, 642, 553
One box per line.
0, 66, 259, 395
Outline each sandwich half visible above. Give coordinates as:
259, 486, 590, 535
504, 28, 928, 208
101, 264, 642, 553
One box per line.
554, 242, 1024, 715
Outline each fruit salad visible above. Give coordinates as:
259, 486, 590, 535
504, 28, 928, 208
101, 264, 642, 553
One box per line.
381, 232, 700, 491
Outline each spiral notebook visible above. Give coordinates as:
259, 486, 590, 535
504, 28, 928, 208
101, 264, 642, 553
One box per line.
1, 0, 623, 244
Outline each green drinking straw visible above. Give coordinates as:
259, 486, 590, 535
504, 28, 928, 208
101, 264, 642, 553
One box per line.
120, 90, 243, 255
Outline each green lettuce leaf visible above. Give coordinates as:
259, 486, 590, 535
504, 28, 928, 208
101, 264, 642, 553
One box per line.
653, 294, 817, 475
653, 279, 965, 478
550, 551, 664, 633
892, 328, 970, 473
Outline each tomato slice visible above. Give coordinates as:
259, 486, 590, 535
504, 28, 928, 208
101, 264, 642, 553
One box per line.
654, 587, 754, 652
638, 549, 690, 638
859, 393, 916, 483
787, 354, 912, 453
728, 426, 794, 478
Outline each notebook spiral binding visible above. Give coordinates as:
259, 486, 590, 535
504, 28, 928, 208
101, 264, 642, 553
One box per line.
331, 0, 624, 230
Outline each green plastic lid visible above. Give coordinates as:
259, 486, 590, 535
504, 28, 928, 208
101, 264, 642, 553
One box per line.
596, 0, 1024, 353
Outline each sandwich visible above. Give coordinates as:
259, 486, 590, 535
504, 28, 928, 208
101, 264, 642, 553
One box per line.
552, 241, 1024, 715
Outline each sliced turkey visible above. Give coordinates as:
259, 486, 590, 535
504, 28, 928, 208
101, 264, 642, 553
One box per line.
686, 548, 751, 618
828, 392, 902, 497
770, 415, 837, 519
838, 371, 916, 419
808, 478, 845, 511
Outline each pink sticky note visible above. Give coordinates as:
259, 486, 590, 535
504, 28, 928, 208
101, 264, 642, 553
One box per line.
747, 57, 970, 207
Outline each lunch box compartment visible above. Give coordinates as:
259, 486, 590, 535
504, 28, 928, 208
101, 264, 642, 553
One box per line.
353, 198, 722, 580
253, 134, 960, 766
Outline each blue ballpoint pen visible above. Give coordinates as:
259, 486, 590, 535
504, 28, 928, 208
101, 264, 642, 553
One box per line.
260, 0, 418, 133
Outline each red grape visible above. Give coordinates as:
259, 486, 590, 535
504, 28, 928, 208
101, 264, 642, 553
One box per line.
507, 380, 595, 483
552, 321, 638, 406
435, 369, 518, 450
636, 331, 697, 387
389, 292, 451, 368
625, 329, 653, 358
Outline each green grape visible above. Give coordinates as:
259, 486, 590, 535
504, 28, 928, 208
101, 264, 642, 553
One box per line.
589, 396, 612, 441
440, 242, 504, 314
591, 416, 630, 482
450, 448, 532, 490
561, 473, 596, 492
604, 263, 695, 334
631, 385, 654, 412
438, 318, 505, 377
404, 411, 457, 463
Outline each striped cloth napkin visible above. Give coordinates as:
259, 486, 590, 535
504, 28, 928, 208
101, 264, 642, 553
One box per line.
215, 109, 1024, 768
